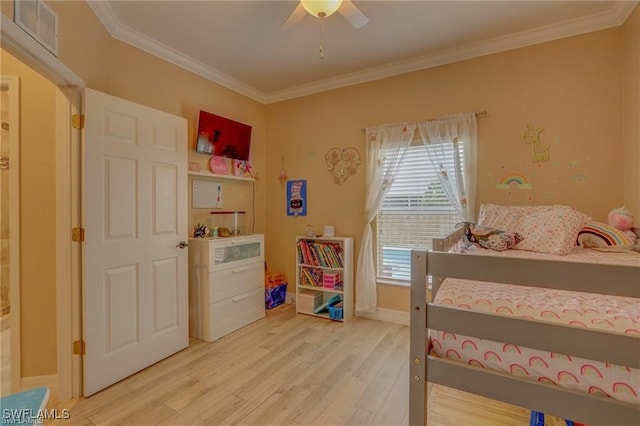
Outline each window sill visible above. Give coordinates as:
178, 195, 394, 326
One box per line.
376, 278, 410, 288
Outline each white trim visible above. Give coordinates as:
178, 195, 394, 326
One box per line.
356, 307, 409, 326
55, 87, 83, 400
2, 75, 21, 394
21, 374, 57, 392
188, 170, 254, 182
70, 92, 83, 399
87, 1, 637, 104
286, 291, 296, 305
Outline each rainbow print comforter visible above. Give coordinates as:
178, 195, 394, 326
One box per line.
430, 247, 640, 405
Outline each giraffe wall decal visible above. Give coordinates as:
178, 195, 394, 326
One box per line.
522, 125, 549, 162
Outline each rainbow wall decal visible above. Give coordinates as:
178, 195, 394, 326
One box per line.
496, 173, 533, 190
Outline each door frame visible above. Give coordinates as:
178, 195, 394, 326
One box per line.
1, 14, 84, 399
2, 75, 21, 394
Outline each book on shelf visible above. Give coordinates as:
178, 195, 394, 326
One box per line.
297, 240, 344, 268
301, 267, 324, 287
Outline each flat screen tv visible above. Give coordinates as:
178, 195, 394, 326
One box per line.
195, 110, 252, 161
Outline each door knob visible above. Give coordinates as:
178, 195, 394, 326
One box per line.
176, 241, 189, 249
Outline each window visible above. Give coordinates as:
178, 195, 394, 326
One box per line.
376, 143, 465, 283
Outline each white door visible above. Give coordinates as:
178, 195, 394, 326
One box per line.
83, 88, 188, 396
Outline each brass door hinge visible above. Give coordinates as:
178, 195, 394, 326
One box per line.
73, 340, 85, 355
71, 227, 85, 242
72, 114, 85, 129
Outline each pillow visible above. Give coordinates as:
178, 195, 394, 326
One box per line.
459, 222, 523, 251
478, 204, 590, 255
513, 209, 587, 255
478, 204, 555, 230
577, 221, 635, 251
478, 204, 591, 231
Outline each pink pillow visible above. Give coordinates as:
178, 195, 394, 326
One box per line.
477, 204, 590, 255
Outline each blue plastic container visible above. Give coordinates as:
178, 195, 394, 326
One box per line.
328, 304, 343, 320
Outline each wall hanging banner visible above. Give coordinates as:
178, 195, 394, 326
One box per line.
287, 180, 307, 216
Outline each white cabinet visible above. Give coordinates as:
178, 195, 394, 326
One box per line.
295, 236, 353, 322
188, 234, 264, 342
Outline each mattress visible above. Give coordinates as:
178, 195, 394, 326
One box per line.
430, 247, 640, 405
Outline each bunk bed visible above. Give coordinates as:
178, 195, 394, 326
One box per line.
409, 222, 640, 426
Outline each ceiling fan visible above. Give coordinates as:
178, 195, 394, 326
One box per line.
283, 0, 369, 29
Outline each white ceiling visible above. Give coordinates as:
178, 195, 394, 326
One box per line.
89, 1, 637, 104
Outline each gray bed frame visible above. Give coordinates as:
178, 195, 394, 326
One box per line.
409, 228, 640, 426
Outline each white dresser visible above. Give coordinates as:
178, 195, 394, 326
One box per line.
188, 234, 265, 342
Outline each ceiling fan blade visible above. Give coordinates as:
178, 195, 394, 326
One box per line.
338, 0, 369, 29
282, 3, 306, 29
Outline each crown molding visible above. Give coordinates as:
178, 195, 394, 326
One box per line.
86, 1, 267, 104
265, 1, 638, 103
87, 1, 637, 105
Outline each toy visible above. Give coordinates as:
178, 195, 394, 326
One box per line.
607, 206, 639, 249
193, 222, 209, 238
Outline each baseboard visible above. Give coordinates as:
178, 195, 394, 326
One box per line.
288, 294, 409, 326
356, 307, 409, 326
21, 374, 57, 392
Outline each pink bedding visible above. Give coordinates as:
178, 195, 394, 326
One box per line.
430, 247, 640, 404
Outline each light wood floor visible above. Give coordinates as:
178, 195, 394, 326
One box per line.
51, 304, 529, 425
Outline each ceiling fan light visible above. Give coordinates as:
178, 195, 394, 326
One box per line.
301, 0, 343, 19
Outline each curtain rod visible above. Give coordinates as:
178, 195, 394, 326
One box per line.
361, 110, 488, 132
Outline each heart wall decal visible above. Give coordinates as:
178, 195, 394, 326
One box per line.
325, 147, 362, 185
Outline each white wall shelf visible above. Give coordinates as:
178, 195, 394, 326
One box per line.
188, 170, 254, 182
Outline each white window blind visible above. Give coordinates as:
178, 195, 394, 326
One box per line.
376, 143, 464, 282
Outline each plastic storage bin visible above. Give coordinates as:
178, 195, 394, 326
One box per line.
328, 301, 344, 320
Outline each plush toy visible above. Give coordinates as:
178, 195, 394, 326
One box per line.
608, 206, 639, 248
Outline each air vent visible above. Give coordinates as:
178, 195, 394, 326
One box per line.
14, 0, 58, 56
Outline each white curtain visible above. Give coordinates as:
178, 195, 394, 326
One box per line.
417, 113, 478, 222
355, 123, 416, 313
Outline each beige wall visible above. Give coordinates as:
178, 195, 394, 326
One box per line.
266, 27, 629, 312
1, 50, 58, 376
623, 5, 640, 214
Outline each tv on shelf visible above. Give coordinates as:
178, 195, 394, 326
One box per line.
195, 110, 252, 161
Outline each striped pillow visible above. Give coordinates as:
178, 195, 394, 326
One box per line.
576, 221, 634, 251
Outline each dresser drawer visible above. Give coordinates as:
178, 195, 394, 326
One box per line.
208, 261, 263, 304
209, 235, 264, 272
208, 287, 265, 341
